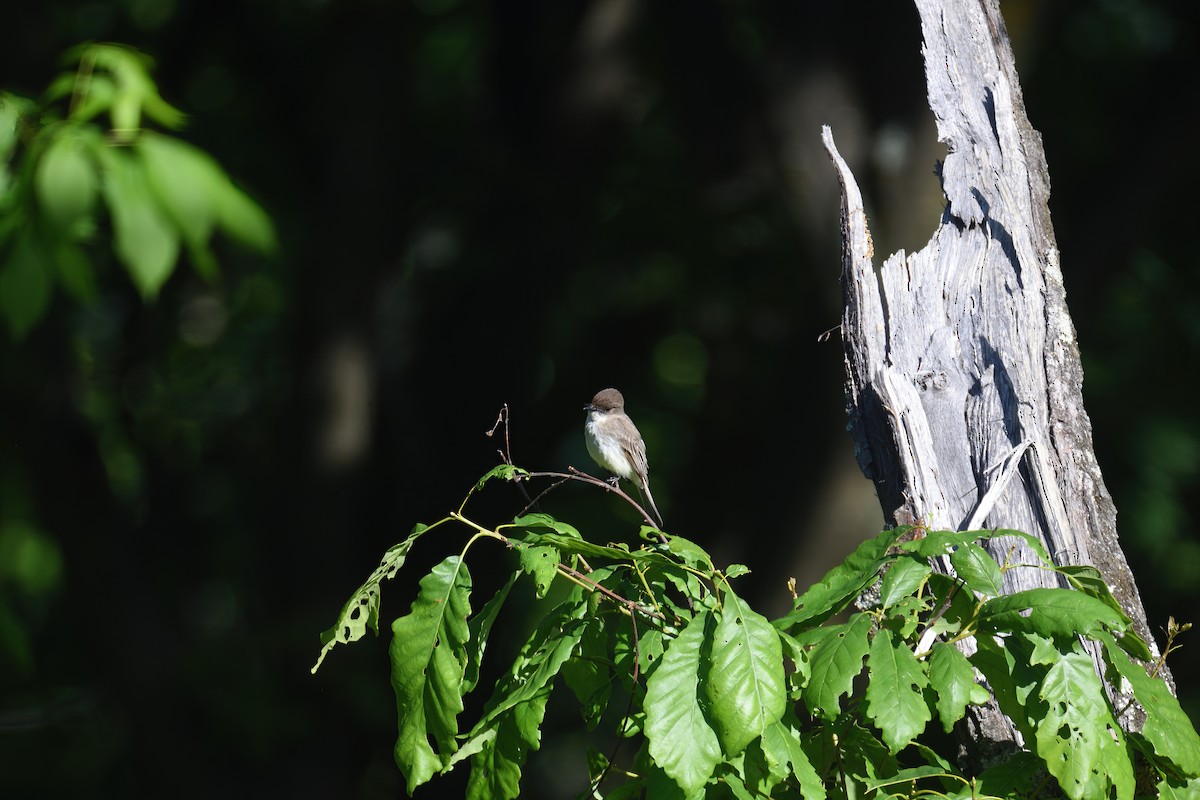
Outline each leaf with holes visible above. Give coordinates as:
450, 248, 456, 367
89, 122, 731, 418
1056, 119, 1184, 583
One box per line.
1035, 648, 1133, 800
312, 523, 428, 673
803, 612, 872, 720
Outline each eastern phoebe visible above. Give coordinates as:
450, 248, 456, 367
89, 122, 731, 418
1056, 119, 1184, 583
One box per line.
583, 388, 664, 528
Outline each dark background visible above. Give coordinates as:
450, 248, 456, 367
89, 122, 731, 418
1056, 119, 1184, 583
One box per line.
2, 1, 1198, 797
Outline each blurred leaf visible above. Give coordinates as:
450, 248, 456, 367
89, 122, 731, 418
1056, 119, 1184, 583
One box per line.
0, 231, 53, 338
97, 146, 180, 298
79, 44, 186, 134
35, 125, 99, 236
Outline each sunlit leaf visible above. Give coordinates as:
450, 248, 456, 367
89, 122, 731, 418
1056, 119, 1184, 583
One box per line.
644, 610, 722, 795
927, 642, 986, 733
390, 556, 472, 794
518, 542, 558, 599
949, 541, 1003, 596
864, 628, 931, 751
465, 684, 550, 800
775, 527, 902, 631
978, 587, 1127, 639
760, 720, 826, 800
463, 572, 516, 695
878, 554, 930, 610
1035, 648, 1132, 800
1097, 630, 1200, 777
804, 612, 872, 720
311, 523, 428, 673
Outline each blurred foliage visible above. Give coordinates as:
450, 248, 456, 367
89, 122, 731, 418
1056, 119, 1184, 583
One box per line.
0, 1, 1198, 799
0, 42, 275, 338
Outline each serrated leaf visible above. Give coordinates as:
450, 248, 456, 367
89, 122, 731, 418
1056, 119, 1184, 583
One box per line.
760, 720, 826, 800
879, 555, 931, 610
35, 127, 98, 235
949, 542, 1003, 596
389, 556, 472, 794
1036, 648, 1132, 800
978, 587, 1127, 639
1097, 630, 1200, 777
803, 612, 872, 720
865, 629, 931, 751
518, 543, 558, 598
969, 633, 1044, 744
0, 232, 52, 338
928, 642, 982, 733
97, 146, 179, 298
704, 590, 786, 756
775, 528, 903, 631
645, 610, 723, 795
312, 523, 427, 673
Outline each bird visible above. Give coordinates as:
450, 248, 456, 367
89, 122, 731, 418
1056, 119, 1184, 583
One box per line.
583, 388, 664, 528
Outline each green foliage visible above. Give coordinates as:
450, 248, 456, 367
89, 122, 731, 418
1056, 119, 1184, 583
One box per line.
314, 470, 1200, 799
0, 43, 275, 338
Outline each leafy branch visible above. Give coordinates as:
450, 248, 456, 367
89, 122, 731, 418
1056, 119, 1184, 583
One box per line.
313, 415, 1200, 800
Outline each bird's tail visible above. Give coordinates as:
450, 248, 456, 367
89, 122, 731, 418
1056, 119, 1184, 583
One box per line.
639, 479, 664, 529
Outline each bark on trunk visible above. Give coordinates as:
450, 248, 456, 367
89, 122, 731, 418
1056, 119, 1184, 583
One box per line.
825, 0, 1167, 767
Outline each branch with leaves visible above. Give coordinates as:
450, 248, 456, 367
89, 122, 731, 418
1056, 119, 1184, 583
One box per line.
313, 419, 1200, 800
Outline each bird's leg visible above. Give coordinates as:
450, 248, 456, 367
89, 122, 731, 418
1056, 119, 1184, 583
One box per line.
606, 475, 621, 487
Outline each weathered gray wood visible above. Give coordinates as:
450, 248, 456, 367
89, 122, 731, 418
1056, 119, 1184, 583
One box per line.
825, 0, 1166, 763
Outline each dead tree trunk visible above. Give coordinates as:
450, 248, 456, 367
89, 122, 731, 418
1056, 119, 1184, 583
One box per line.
824, 0, 1168, 766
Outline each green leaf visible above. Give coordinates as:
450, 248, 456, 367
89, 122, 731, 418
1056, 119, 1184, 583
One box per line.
562, 620, 611, 730
948, 542, 1003, 596
760, 720, 826, 800
80, 43, 186, 133
662, 533, 716, 572
1157, 775, 1200, 800
1096, 630, 1200, 777
977, 587, 1127, 639
644, 610, 723, 796
518, 543, 558, 599
0, 232, 52, 338
389, 556, 472, 794
704, 589, 786, 756
463, 572, 517, 694
878, 555, 931, 610
903, 528, 1053, 566
974, 751, 1042, 799
970, 633, 1044, 745
475, 464, 530, 491
1057, 565, 1152, 661
864, 628, 931, 751
1035, 648, 1133, 800
465, 683, 550, 800
97, 146, 180, 298
803, 612, 872, 720
312, 523, 428, 673
927, 642, 986, 733
468, 589, 589, 735
775, 527, 903, 630
35, 126, 98, 235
